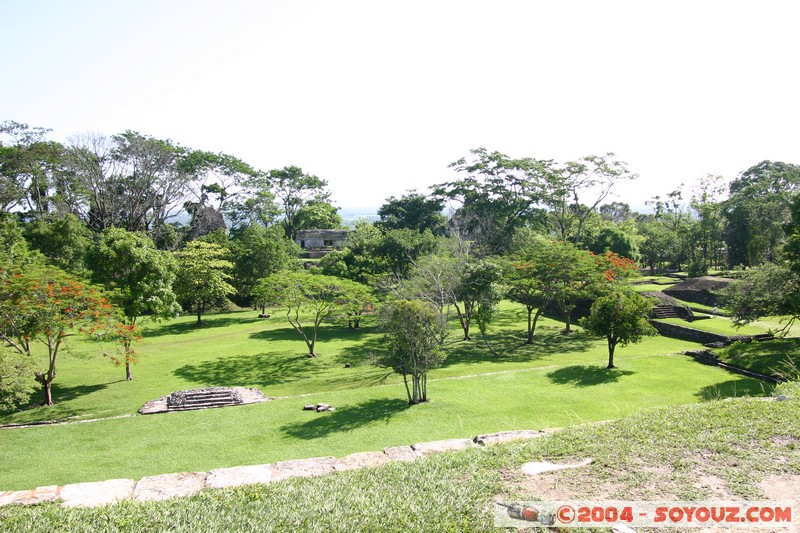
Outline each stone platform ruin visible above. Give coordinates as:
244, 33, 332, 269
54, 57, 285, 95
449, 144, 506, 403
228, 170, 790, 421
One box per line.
139, 387, 270, 415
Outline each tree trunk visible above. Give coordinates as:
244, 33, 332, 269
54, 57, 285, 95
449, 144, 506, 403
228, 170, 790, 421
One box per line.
126, 361, 133, 381
43, 380, 53, 406
526, 307, 543, 344
563, 309, 572, 333
453, 303, 471, 341
607, 336, 616, 369
196, 307, 202, 324
402, 374, 412, 404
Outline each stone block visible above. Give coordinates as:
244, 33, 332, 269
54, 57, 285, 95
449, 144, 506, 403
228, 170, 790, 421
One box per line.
383, 445, 421, 462
133, 472, 207, 502
333, 451, 392, 471
59, 479, 135, 508
271, 456, 336, 482
473, 430, 545, 446
206, 464, 273, 489
411, 438, 473, 455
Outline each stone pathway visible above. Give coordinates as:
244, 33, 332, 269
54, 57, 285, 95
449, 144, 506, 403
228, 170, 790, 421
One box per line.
0, 429, 553, 509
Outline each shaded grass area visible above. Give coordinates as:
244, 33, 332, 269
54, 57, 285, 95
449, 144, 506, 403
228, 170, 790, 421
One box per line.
2, 394, 797, 532
717, 337, 800, 378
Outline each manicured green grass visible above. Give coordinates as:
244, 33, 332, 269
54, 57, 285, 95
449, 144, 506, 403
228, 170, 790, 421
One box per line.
717, 337, 800, 378
0, 301, 771, 491
658, 316, 769, 336
2, 392, 797, 532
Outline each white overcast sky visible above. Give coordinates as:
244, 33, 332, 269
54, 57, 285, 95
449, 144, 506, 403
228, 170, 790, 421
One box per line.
2, 0, 799, 210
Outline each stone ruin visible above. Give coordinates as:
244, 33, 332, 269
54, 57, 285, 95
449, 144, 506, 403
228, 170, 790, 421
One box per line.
139, 387, 270, 414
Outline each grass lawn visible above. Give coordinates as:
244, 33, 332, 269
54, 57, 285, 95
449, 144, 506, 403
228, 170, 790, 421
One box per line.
2, 391, 797, 532
717, 337, 800, 378
0, 303, 774, 490
657, 316, 770, 336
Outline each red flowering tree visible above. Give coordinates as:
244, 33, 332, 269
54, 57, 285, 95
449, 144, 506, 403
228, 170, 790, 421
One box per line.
508, 239, 640, 336
0, 265, 114, 405
104, 321, 142, 381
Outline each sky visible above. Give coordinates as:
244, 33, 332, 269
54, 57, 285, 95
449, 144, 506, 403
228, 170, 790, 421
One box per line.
2, 0, 799, 211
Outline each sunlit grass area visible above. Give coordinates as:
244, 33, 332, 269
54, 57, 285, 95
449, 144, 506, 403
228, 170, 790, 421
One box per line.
0, 303, 775, 490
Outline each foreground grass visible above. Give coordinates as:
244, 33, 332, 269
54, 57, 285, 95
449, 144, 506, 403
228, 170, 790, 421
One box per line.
2, 392, 797, 532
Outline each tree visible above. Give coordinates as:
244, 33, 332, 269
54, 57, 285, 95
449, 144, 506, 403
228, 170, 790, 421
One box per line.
294, 200, 343, 231
582, 220, 641, 262
690, 174, 727, 271
63, 131, 195, 238
506, 257, 551, 344
434, 148, 553, 255
23, 214, 92, 275
230, 224, 299, 308
0, 348, 36, 412
0, 120, 66, 219
452, 258, 503, 341
268, 166, 332, 239
87, 228, 180, 379
173, 241, 236, 324
545, 153, 637, 245
723, 195, 800, 335
722, 161, 800, 267
377, 191, 446, 235
582, 289, 656, 369
334, 278, 375, 329
0, 265, 114, 405
254, 271, 363, 356
375, 299, 447, 404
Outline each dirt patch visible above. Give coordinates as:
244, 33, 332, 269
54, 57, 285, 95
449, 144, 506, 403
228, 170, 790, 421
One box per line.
697, 474, 735, 500
506, 467, 621, 501
759, 474, 800, 501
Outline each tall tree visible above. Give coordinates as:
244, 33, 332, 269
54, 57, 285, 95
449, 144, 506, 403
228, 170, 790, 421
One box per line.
582, 289, 656, 369
87, 228, 180, 379
0, 120, 66, 219
64, 131, 195, 238
375, 299, 447, 405
173, 241, 236, 324
377, 191, 446, 235
230, 224, 299, 308
268, 166, 332, 239
434, 148, 553, 255
23, 214, 92, 275
722, 161, 800, 267
546, 153, 637, 245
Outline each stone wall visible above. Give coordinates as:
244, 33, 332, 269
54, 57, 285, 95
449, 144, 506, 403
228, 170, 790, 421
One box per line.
295, 229, 349, 250
649, 320, 732, 345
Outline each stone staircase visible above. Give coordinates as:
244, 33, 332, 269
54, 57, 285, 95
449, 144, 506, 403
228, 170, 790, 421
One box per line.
650, 305, 681, 319
166, 388, 242, 411
138, 387, 269, 415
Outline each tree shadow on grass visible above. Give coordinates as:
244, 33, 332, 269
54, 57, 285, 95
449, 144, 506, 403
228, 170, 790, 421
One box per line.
695, 378, 773, 401
442, 329, 594, 367
173, 352, 317, 388
280, 397, 410, 439
546, 365, 635, 386
144, 314, 265, 338
50, 382, 111, 403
